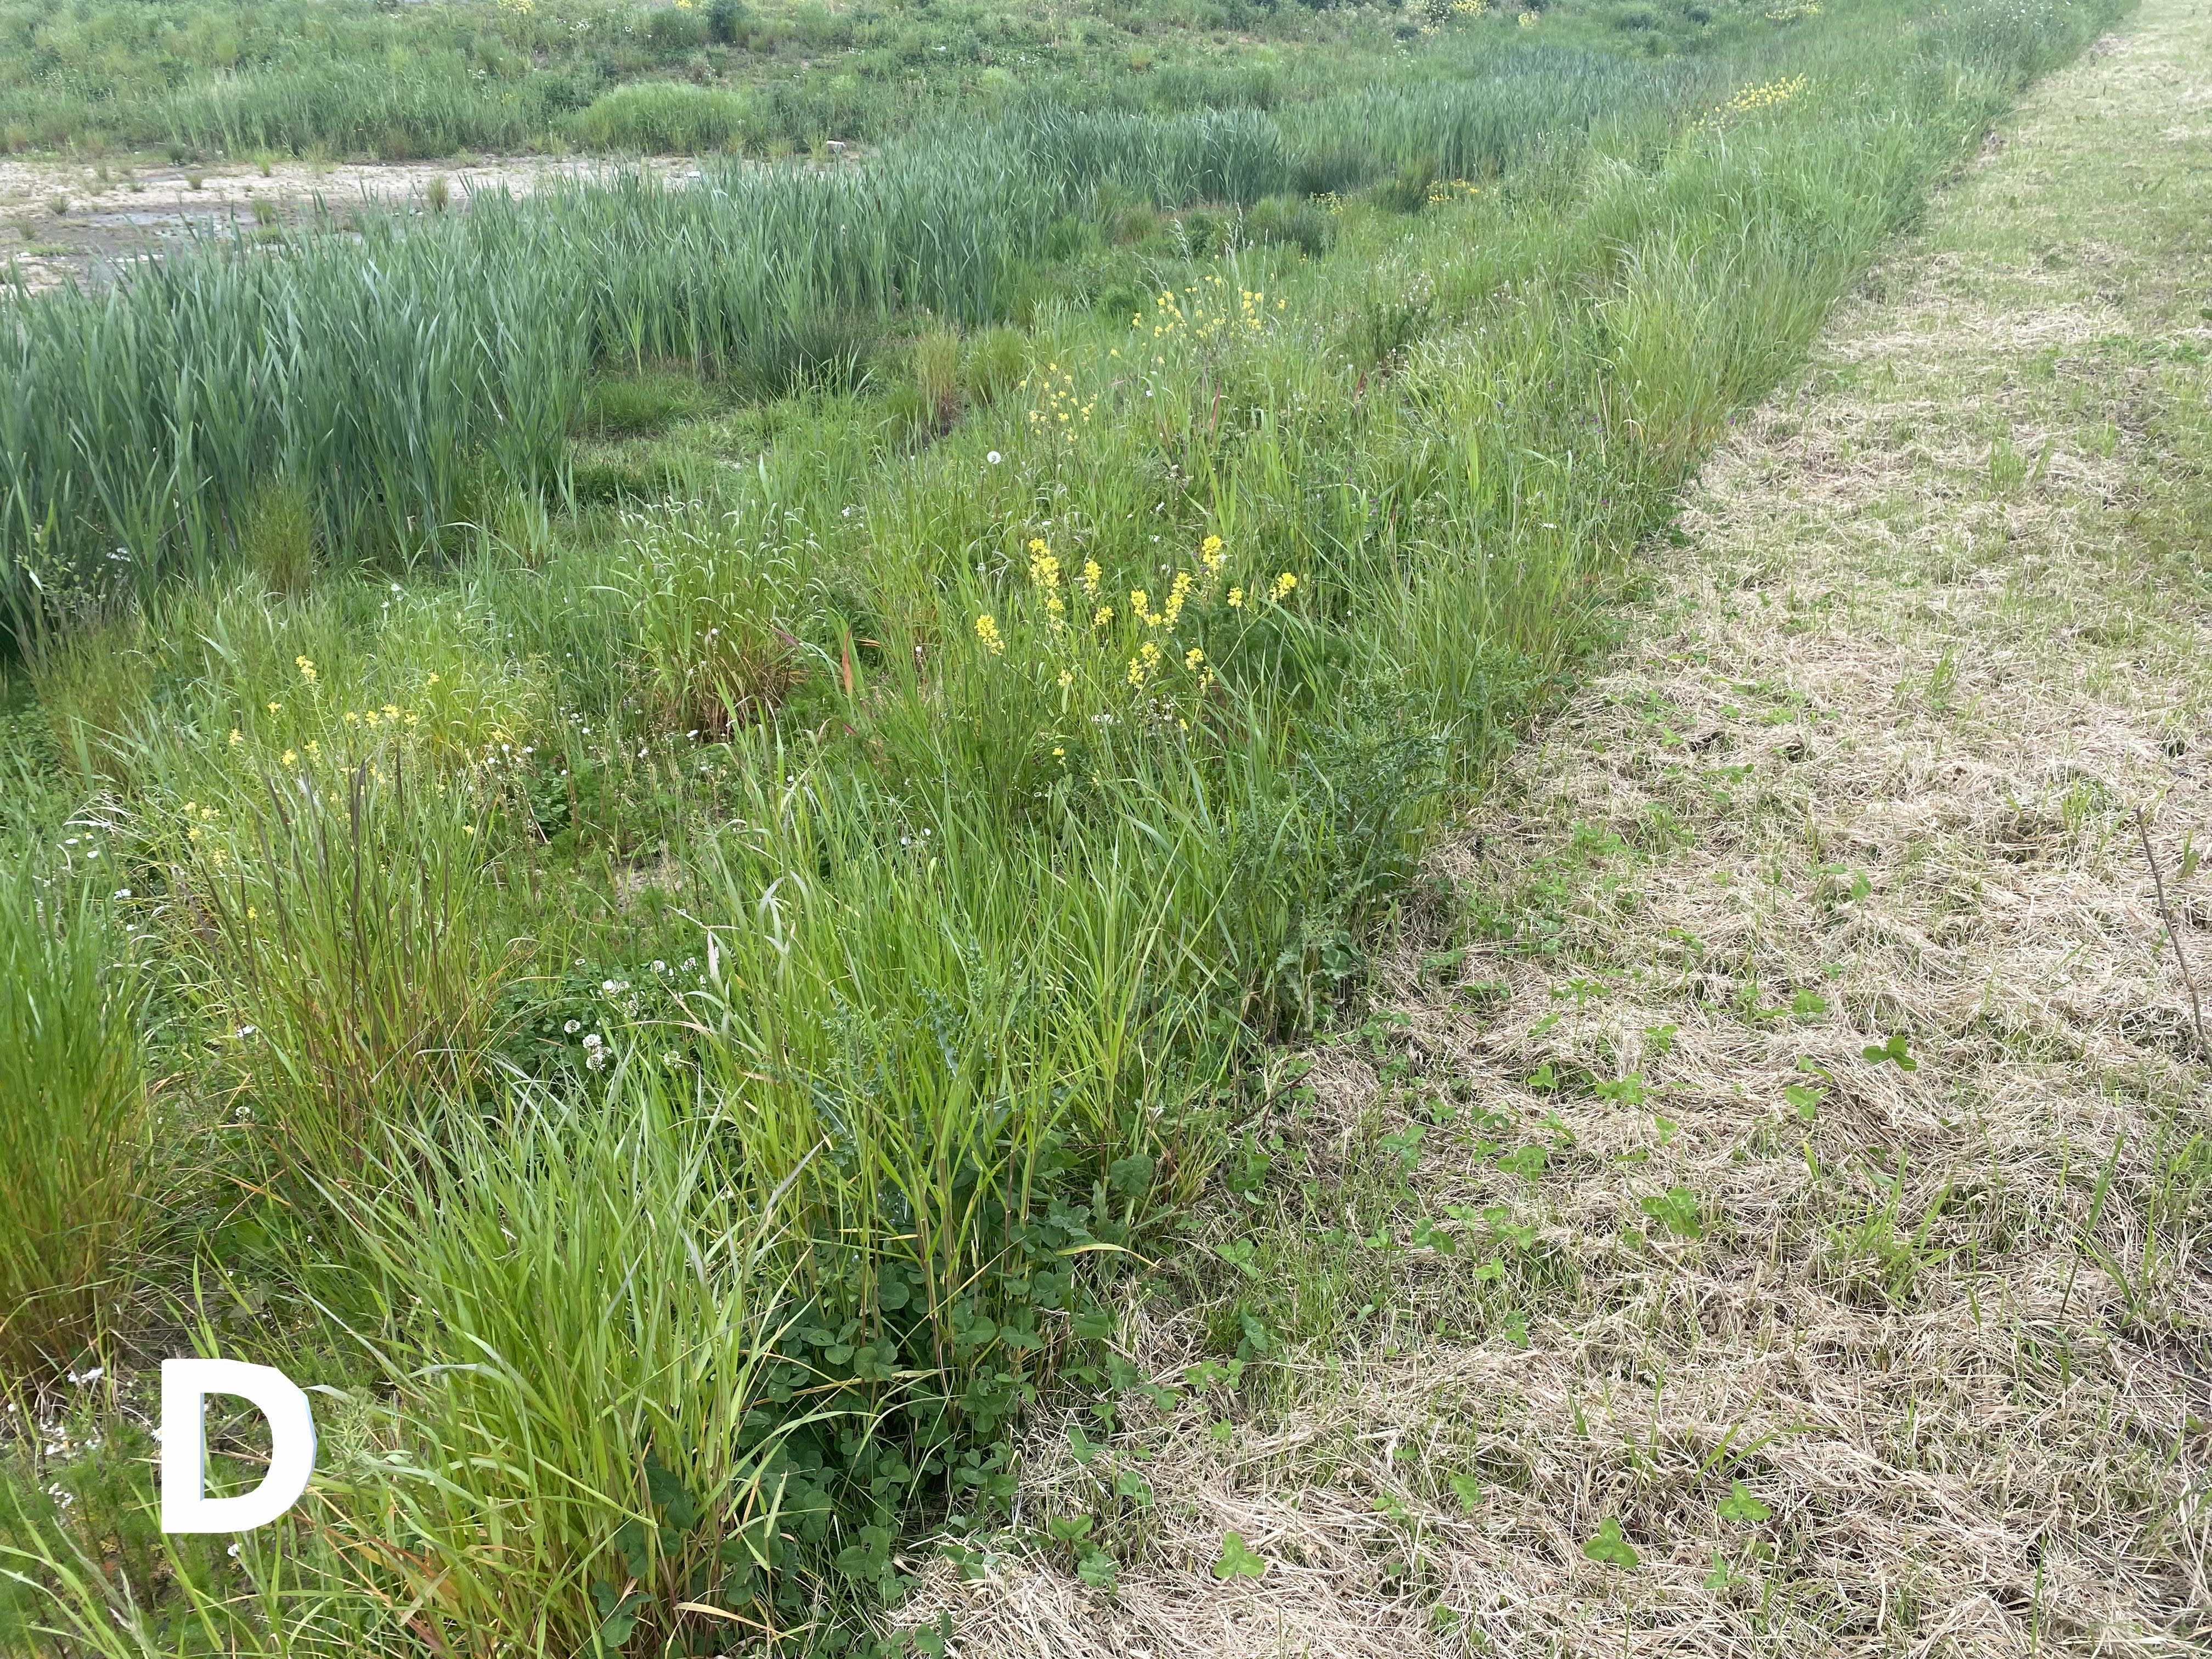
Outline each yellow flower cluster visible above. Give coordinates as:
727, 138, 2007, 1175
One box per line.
1026, 539, 1067, 629
1427, 179, 1484, 206
1517, 10, 1538, 25
970, 532, 1302, 741
214, 653, 515, 805
1704, 74, 1809, 125
1453, 0, 1487, 13
1025, 362, 1094, 445
1137, 275, 1283, 368
177, 799, 224, 864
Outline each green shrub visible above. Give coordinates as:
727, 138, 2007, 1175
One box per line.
572, 81, 748, 153
707, 0, 753, 46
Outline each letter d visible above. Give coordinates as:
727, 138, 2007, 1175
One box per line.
160, 1359, 317, 1533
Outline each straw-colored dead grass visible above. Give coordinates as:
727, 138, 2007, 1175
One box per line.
908, 1, 2212, 1652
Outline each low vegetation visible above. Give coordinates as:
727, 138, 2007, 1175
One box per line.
1, 0, 1482, 163
0, 0, 2136, 1652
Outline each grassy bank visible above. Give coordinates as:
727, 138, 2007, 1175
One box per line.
0, 0, 2125, 1652
0, 0, 1434, 163
1000, 0, 2207, 1641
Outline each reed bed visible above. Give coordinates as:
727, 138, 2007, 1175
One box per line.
1, 42, 1703, 631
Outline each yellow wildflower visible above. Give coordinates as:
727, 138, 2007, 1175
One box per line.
281, 749, 297, 766
1270, 572, 1298, 602
1228, 587, 1244, 608
1093, 606, 1114, 628
228, 729, 242, 747
1165, 571, 1194, 624
1186, 647, 1204, 670
974, 614, 1006, 655
1082, 559, 1102, 595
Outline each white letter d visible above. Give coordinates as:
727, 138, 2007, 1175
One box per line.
160, 1358, 317, 1533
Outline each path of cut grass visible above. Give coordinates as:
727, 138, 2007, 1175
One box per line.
935, 0, 2212, 1649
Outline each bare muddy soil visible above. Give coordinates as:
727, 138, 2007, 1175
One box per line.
0, 153, 700, 294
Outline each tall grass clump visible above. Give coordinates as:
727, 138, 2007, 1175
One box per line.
240, 477, 318, 600
0, 861, 146, 1375
308, 1080, 822, 1654
613, 504, 812, 738
191, 760, 520, 1177
2, 1079, 825, 1656
574, 82, 752, 154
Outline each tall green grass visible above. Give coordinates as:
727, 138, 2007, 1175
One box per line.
0, 860, 147, 1374
4, 1079, 821, 1657
0, 0, 2130, 1648
0, 41, 1696, 633
195, 760, 521, 1180
0, 0, 1409, 161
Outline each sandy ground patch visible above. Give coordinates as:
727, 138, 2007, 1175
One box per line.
0, 153, 701, 295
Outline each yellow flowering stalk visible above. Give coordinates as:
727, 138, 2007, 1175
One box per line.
970, 527, 1303, 768
1139, 276, 1275, 360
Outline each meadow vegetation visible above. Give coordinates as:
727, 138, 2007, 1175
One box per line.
0, 0, 1621, 163
0, 0, 2130, 1652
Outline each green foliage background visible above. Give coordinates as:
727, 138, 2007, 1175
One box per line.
0, 0, 2126, 1651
